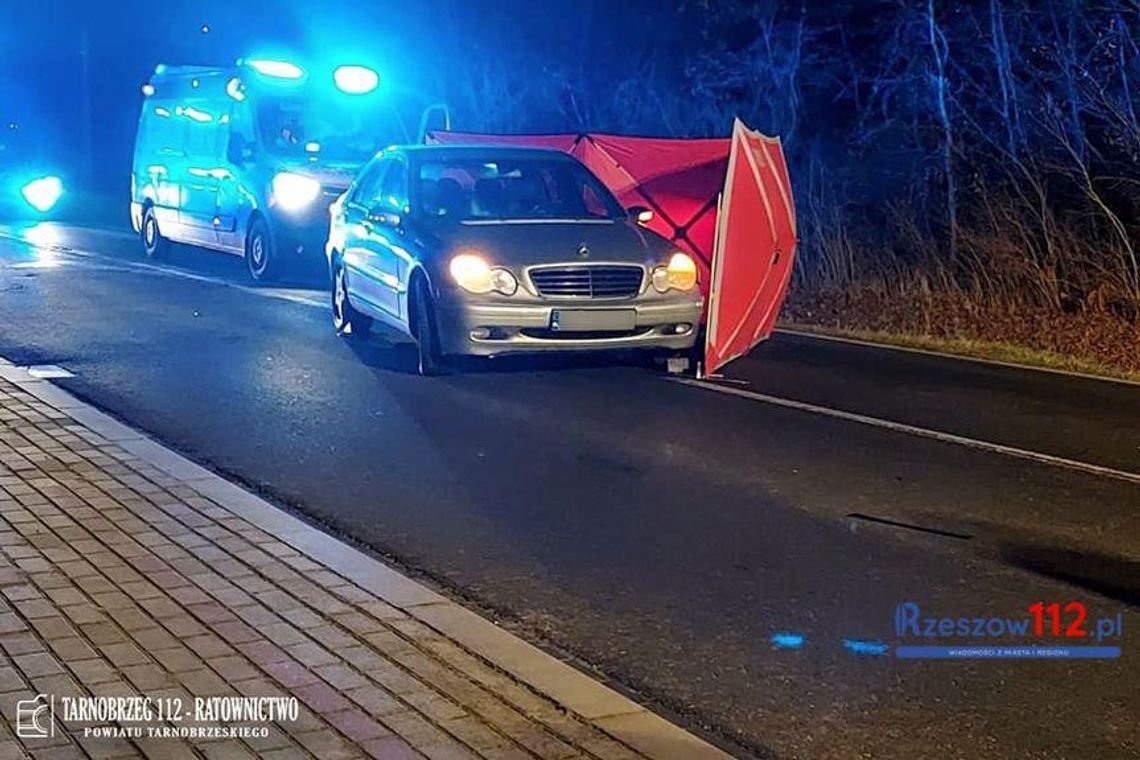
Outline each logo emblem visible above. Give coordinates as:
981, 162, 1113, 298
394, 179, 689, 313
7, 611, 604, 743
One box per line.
576, 243, 589, 259
16, 694, 54, 739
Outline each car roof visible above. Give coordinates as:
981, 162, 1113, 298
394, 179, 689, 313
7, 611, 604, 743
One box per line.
391, 145, 575, 161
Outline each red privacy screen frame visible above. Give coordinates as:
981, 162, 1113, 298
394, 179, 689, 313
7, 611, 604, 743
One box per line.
704, 121, 797, 373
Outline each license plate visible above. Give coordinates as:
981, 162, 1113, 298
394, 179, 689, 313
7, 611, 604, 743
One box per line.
550, 309, 637, 331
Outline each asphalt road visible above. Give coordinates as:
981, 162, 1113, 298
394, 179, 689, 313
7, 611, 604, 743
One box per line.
0, 221, 1137, 759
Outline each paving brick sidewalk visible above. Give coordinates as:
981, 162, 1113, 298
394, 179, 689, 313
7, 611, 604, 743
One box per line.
0, 368, 731, 760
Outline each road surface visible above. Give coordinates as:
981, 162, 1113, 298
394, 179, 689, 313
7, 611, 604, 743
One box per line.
0, 221, 1137, 759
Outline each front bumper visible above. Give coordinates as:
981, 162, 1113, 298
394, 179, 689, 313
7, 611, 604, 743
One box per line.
435, 296, 703, 357
270, 218, 329, 259
267, 198, 338, 259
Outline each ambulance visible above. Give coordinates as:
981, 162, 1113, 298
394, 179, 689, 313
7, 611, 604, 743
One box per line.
130, 58, 446, 280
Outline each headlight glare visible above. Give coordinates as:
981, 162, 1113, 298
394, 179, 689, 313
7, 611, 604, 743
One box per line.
272, 172, 321, 212
21, 176, 64, 213
652, 252, 698, 292
450, 254, 492, 293
449, 253, 516, 295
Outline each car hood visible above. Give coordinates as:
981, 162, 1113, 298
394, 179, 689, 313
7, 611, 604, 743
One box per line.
426, 219, 671, 267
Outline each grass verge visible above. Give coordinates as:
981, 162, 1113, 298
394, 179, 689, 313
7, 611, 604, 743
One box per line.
779, 322, 1140, 385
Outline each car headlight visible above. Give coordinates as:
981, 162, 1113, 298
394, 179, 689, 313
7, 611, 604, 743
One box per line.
449, 253, 517, 295
21, 176, 64, 213
272, 172, 321, 212
651, 252, 698, 293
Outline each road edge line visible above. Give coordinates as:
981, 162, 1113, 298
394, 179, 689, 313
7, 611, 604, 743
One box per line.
0, 357, 734, 760
0, 226, 327, 309
673, 376, 1140, 487
775, 327, 1140, 388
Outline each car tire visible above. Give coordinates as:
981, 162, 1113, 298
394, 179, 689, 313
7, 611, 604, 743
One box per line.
331, 257, 371, 338
245, 218, 275, 282
412, 277, 445, 376
141, 206, 169, 259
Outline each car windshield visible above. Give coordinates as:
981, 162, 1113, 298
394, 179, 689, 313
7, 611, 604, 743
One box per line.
417, 157, 625, 221
257, 96, 405, 164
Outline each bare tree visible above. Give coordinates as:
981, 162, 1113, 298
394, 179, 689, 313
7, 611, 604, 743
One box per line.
926, 0, 958, 264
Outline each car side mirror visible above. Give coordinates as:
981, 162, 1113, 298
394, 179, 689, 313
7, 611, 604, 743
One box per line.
367, 208, 402, 228
628, 205, 653, 224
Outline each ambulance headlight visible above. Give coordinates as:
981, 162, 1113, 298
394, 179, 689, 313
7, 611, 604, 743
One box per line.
21, 176, 64, 213
272, 172, 321, 212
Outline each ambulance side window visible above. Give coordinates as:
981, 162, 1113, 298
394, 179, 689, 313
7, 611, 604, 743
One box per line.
143, 104, 186, 157
183, 102, 224, 160
227, 100, 257, 161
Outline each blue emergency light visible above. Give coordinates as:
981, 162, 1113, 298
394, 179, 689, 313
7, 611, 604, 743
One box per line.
247, 59, 306, 80
333, 65, 380, 95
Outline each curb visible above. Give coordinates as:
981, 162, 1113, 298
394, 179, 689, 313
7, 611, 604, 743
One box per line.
0, 355, 735, 760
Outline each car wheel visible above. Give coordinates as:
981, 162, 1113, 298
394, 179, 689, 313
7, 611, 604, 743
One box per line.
331, 258, 371, 338
245, 218, 275, 281
412, 277, 445, 376
141, 206, 169, 259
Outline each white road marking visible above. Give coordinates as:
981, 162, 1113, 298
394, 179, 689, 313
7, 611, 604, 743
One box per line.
61, 226, 140, 243
776, 327, 1140, 388
0, 227, 327, 309
673, 377, 1140, 486
25, 365, 74, 379
92, 256, 328, 308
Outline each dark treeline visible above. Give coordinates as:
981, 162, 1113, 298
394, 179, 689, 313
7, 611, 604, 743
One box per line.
441, 0, 1140, 327
7, 0, 1139, 341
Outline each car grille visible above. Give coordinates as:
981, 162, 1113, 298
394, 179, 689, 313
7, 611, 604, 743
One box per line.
529, 265, 644, 299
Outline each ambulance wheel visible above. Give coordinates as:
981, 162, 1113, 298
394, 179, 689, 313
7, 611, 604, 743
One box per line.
246, 218, 276, 281
141, 206, 169, 260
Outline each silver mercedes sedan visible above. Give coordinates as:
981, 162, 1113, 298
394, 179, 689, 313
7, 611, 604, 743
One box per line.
326, 145, 704, 374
